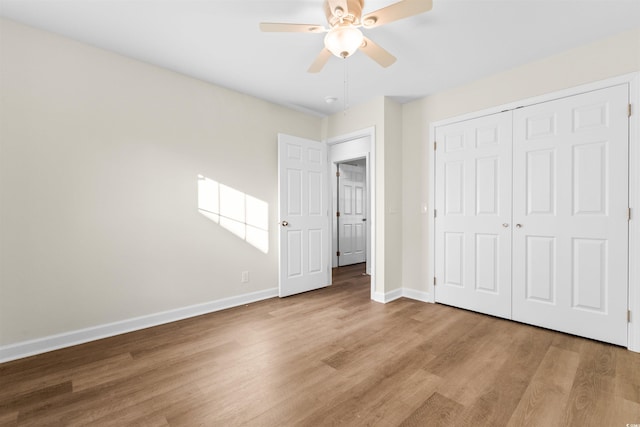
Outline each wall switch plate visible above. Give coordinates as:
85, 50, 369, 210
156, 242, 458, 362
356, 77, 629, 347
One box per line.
241, 271, 249, 283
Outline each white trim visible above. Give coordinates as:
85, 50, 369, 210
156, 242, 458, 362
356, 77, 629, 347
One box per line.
327, 127, 377, 301
432, 72, 640, 129
373, 288, 403, 304
373, 287, 431, 303
428, 72, 640, 352
402, 288, 431, 303
427, 130, 437, 304
628, 73, 640, 352
0, 287, 278, 363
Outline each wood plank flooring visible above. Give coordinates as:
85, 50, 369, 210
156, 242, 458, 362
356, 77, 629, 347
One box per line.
1, 263, 639, 426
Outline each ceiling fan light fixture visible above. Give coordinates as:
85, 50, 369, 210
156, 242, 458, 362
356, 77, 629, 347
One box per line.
324, 25, 364, 58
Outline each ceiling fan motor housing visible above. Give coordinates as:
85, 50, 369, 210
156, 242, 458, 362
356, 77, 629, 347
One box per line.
324, 0, 364, 27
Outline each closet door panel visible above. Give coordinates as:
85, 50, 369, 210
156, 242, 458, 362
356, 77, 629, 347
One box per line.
512, 84, 629, 346
435, 111, 512, 319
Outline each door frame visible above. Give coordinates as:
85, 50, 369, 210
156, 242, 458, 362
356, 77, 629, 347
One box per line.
428, 72, 640, 351
327, 127, 376, 300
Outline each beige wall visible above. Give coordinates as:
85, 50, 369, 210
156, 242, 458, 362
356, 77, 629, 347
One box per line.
383, 98, 403, 292
401, 28, 640, 293
0, 19, 322, 346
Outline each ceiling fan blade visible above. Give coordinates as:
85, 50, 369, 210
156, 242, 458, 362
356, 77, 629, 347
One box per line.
308, 48, 333, 73
327, 0, 350, 19
361, 0, 433, 28
259, 23, 326, 33
359, 37, 396, 68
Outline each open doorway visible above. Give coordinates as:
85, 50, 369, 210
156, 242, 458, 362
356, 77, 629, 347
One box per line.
335, 159, 367, 267
328, 128, 374, 299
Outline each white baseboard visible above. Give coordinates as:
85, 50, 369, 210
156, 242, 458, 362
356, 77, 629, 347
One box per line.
372, 288, 403, 304
0, 287, 278, 364
372, 291, 385, 303
372, 288, 432, 304
402, 288, 432, 303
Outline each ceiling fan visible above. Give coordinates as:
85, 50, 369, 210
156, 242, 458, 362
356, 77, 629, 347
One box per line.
260, 0, 433, 73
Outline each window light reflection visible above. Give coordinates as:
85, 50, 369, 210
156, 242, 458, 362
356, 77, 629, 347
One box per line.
197, 175, 269, 253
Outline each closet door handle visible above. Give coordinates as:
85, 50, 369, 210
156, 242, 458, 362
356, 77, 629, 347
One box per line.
502, 223, 509, 228
515, 224, 523, 228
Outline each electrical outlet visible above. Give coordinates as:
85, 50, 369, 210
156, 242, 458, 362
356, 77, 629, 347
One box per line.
241, 271, 249, 283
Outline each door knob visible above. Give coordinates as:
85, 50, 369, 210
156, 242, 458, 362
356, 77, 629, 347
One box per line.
515, 224, 523, 228
281, 221, 289, 227
502, 223, 509, 228
362, 218, 367, 222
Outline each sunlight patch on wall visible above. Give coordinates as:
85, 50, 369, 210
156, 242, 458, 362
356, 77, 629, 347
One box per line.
197, 175, 269, 253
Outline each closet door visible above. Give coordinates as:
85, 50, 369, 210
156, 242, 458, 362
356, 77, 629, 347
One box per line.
434, 111, 512, 319
512, 85, 629, 346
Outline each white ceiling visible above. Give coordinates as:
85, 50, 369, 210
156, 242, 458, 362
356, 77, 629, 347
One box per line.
1, 0, 639, 116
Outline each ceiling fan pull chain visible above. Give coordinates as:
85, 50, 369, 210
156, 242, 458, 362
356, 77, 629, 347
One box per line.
343, 57, 349, 115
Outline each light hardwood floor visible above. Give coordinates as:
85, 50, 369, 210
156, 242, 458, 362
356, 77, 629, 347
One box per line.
1, 263, 639, 426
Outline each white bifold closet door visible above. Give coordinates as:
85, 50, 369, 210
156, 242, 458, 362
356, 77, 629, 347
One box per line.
435, 111, 513, 319
512, 85, 629, 346
435, 84, 629, 346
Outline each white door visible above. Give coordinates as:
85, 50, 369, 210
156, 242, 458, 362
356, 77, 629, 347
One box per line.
512, 85, 629, 346
338, 163, 367, 266
434, 111, 513, 319
278, 134, 330, 297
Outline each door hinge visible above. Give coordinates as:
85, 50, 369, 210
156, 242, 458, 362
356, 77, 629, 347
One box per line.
629, 104, 632, 118
433, 141, 437, 151
434, 209, 437, 218
629, 207, 632, 221
336, 171, 341, 177
628, 310, 632, 323
336, 211, 341, 217
337, 251, 341, 257
433, 277, 437, 286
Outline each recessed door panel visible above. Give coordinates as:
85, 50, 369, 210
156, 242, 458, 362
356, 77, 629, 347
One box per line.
526, 149, 555, 216
476, 157, 499, 215
287, 169, 302, 216
354, 223, 365, 255
572, 238, 607, 312
573, 142, 607, 215
308, 171, 322, 216
287, 230, 302, 278
308, 229, 322, 274
444, 232, 464, 287
445, 132, 465, 152
445, 161, 464, 215
525, 236, 555, 304
526, 114, 556, 140
476, 127, 499, 148
355, 187, 364, 215
513, 84, 628, 346
573, 103, 609, 131
475, 234, 498, 293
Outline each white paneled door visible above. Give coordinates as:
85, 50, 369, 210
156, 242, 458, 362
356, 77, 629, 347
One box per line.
434, 84, 630, 346
512, 85, 629, 345
338, 163, 367, 266
278, 134, 330, 297
435, 111, 513, 319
